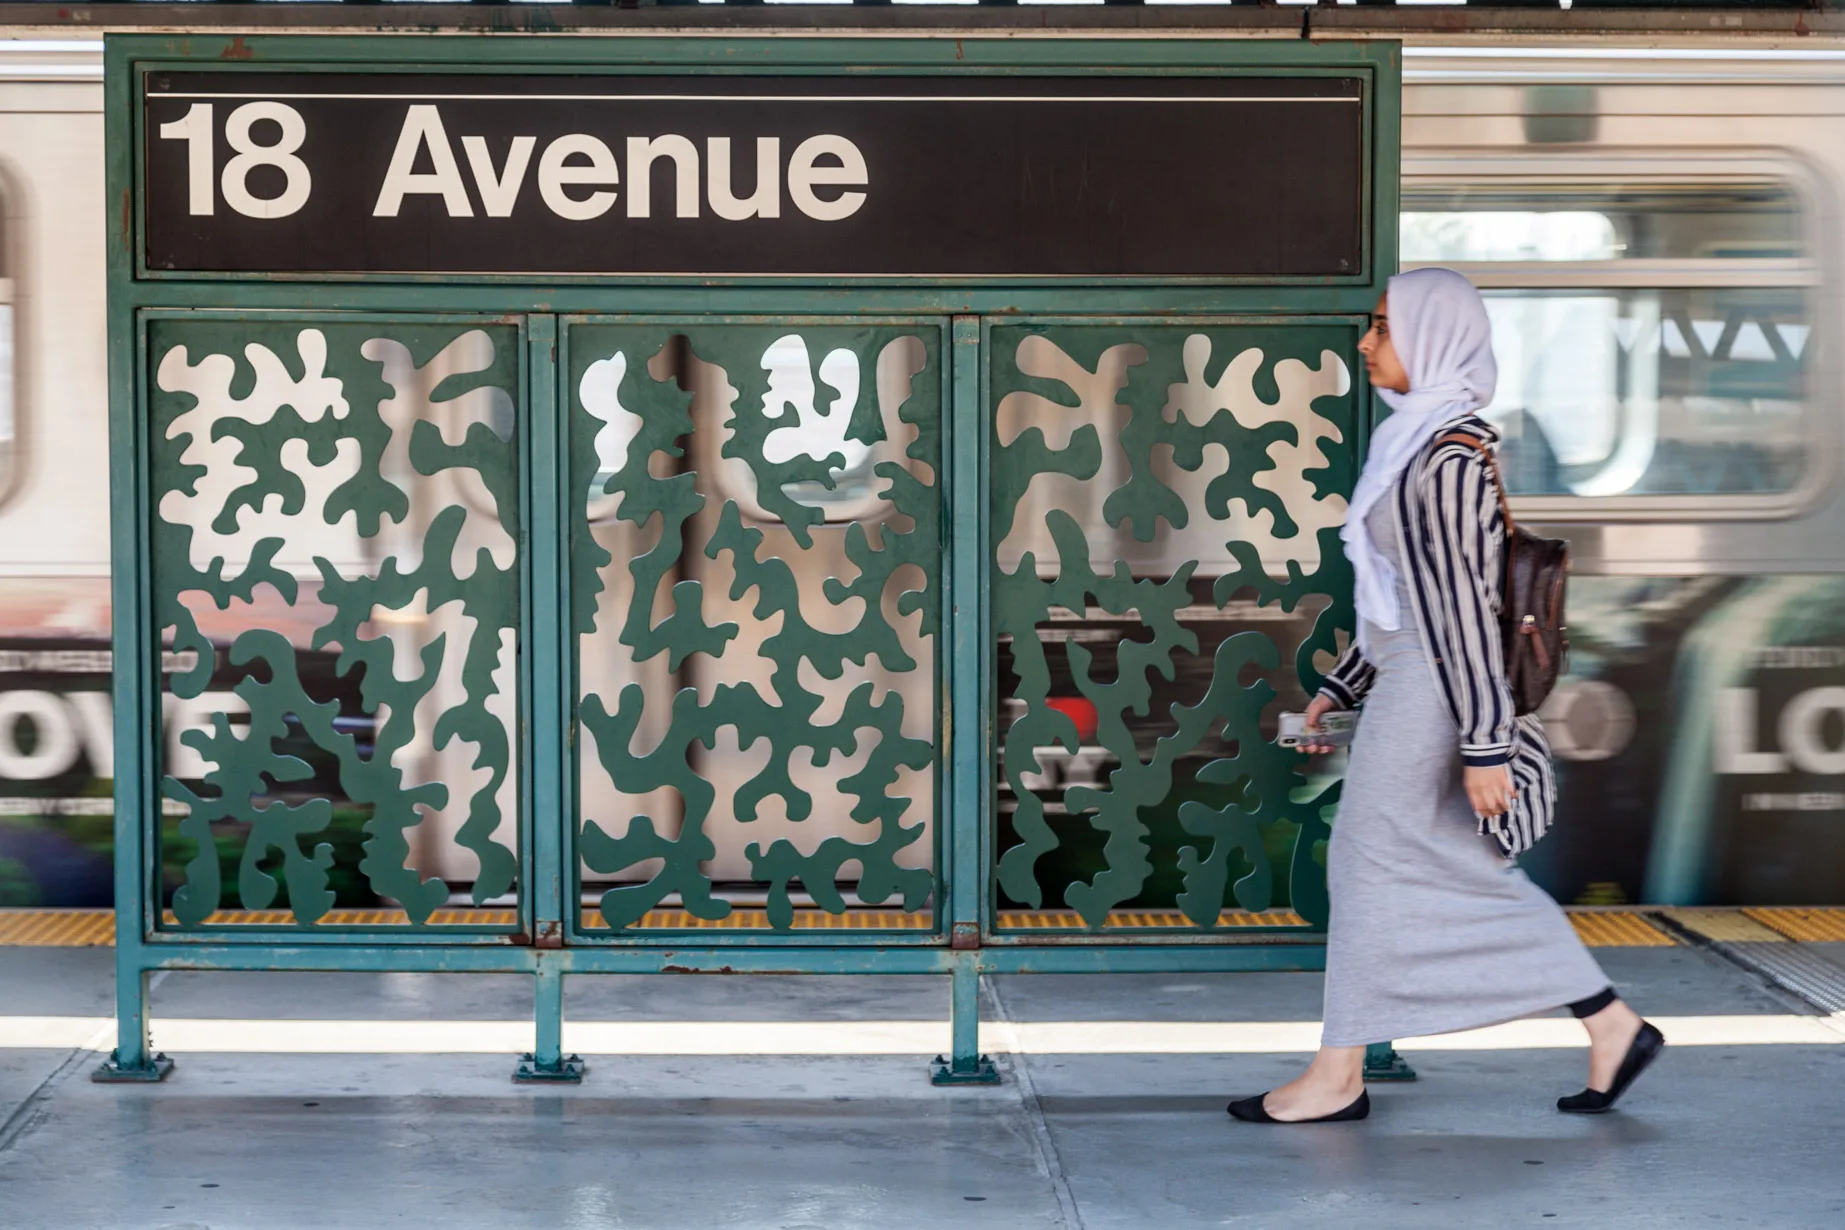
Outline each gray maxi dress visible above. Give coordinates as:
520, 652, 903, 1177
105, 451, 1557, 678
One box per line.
1319, 495, 1609, 1048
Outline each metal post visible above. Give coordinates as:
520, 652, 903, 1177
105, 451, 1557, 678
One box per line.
516, 957, 583, 1084
525, 312, 565, 948
94, 963, 171, 1083
97, 112, 169, 1081
514, 317, 581, 1087
932, 954, 997, 1085
1363, 1040, 1416, 1082
930, 317, 997, 1087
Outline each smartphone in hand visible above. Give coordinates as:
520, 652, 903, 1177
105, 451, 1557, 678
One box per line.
1277, 710, 1357, 749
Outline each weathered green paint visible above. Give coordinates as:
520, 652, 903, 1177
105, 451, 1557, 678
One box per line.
149, 318, 525, 929
932, 956, 999, 1085
948, 316, 988, 945
988, 321, 1358, 932
517, 960, 584, 1084
565, 321, 943, 934
104, 32, 1399, 1083
527, 315, 566, 958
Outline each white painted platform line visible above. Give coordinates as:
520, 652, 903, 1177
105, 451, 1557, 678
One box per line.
3, 1014, 1843, 1054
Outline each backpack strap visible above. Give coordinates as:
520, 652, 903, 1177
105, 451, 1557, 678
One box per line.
1436, 431, 1517, 609
1436, 431, 1516, 533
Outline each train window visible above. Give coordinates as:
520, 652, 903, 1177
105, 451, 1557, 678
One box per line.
0, 272, 12, 504
1404, 183, 1803, 263
1403, 181, 1815, 503
0, 289, 12, 492
1404, 210, 1620, 263
0, 177, 11, 505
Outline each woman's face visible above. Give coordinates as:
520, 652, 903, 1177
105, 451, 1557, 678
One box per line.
1358, 293, 1410, 393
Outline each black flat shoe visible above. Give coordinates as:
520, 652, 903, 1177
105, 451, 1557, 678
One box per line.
1558, 1021, 1665, 1114
1228, 1090, 1370, 1124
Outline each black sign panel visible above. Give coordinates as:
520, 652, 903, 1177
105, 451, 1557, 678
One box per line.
141, 73, 1366, 278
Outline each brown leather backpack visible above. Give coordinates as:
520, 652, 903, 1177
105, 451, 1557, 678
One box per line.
1437, 432, 1569, 716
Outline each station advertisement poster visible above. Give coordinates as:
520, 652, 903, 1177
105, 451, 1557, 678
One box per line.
4, 572, 1843, 909
1521, 573, 1845, 908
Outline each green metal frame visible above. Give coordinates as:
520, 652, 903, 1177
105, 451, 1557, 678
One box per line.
556, 314, 953, 946
101, 33, 1401, 1087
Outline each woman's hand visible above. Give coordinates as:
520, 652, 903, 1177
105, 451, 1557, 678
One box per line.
1301, 694, 1340, 755
1464, 764, 1517, 818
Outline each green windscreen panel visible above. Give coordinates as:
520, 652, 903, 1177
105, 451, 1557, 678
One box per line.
147, 317, 524, 930
565, 321, 945, 935
988, 322, 1360, 932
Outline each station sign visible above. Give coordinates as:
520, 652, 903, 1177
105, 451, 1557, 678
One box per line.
139, 72, 1367, 278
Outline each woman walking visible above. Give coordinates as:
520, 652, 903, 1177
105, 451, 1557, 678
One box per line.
1228, 268, 1664, 1124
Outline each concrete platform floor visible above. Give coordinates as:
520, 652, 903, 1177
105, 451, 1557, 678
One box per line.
2, 943, 1843, 1230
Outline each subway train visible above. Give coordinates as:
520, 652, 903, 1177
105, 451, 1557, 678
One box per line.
3, 35, 1844, 916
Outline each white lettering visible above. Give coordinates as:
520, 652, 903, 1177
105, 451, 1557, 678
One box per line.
625, 135, 701, 219
707, 137, 780, 221
0, 797, 113, 816
1753, 645, 1845, 670
1742, 791, 1845, 812
159, 103, 216, 216
0, 651, 109, 673
0, 691, 80, 781
788, 135, 868, 222
0, 798, 188, 817
221, 102, 312, 220
1778, 685, 1845, 775
1538, 680, 1636, 763
363, 127, 862, 225
66, 692, 113, 780
1715, 687, 1789, 775
539, 134, 620, 221
0, 650, 197, 673
460, 135, 535, 218
0, 689, 250, 785
374, 105, 474, 218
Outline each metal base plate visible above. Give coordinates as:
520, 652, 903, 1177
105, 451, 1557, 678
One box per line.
929, 1055, 1000, 1086
514, 1053, 586, 1084
1362, 1044, 1418, 1083
91, 1051, 175, 1083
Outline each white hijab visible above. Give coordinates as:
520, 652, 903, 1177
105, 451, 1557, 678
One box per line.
1342, 267, 1497, 653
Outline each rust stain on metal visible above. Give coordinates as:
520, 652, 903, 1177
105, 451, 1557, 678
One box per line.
534, 920, 563, 949
220, 37, 254, 61
951, 922, 981, 951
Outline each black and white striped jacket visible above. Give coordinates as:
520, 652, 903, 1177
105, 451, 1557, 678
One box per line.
1316, 416, 1555, 857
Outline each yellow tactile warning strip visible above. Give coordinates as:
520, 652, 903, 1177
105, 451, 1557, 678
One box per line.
1744, 908, 1845, 944
994, 910, 1310, 930
152, 909, 521, 929
0, 909, 525, 945
0, 906, 1721, 946
1564, 911, 1675, 948
0, 910, 115, 947
610, 910, 936, 931
1659, 908, 1789, 944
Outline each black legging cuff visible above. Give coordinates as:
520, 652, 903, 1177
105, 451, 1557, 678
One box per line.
1568, 986, 1619, 1019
